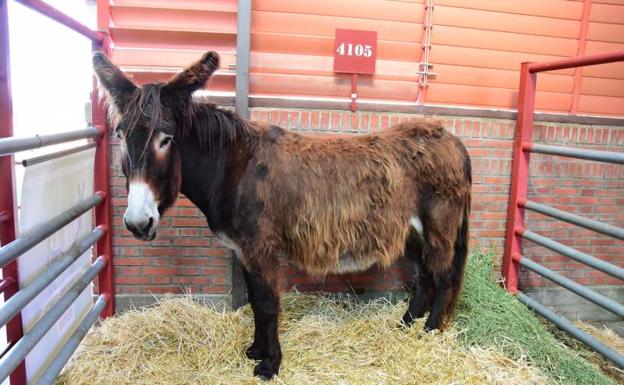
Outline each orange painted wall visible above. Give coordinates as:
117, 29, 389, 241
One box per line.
99, 0, 624, 116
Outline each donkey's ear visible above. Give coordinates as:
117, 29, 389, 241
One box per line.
165, 51, 219, 94
92, 52, 137, 108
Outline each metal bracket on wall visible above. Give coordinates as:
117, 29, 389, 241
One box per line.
416, 63, 437, 84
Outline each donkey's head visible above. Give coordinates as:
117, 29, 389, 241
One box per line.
93, 51, 219, 240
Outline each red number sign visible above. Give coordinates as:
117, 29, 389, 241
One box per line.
333, 29, 377, 75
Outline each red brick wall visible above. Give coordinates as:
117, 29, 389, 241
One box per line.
108, 108, 623, 298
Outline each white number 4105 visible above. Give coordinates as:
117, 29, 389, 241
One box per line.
336, 43, 373, 57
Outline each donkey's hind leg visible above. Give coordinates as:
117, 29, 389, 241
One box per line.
424, 268, 454, 331
401, 232, 434, 326
421, 200, 463, 332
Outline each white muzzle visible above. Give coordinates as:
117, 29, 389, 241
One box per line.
123, 181, 160, 240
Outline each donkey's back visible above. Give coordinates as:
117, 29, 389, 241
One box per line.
245, 119, 471, 282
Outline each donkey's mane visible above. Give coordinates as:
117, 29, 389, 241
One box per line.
187, 101, 255, 154
120, 83, 254, 156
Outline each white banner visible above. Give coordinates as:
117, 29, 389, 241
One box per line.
17, 147, 95, 383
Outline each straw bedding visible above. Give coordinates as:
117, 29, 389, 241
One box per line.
55, 293, 547, 385
562, 322, 624, 383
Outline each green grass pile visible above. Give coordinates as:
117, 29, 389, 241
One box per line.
456, 249, 616, 385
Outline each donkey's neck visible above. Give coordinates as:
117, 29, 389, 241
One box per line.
178, 104, 255, 234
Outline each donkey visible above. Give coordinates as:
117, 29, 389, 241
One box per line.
93, 51, 472, 380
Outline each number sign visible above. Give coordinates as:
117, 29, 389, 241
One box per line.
333, 29, 377, 75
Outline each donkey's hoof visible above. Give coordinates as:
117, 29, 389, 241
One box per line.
245, 343, 264, 360
400, 313, 415, 328
253, 358, 279, 380
423, 321, 442, 334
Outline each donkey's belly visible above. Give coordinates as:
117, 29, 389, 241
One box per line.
329, 253, 377, 274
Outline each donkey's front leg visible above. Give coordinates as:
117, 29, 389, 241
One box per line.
241, 266, 264, 360
245, 262, 281, 380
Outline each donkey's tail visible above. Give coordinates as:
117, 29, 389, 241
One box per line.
448, 192, 471, 318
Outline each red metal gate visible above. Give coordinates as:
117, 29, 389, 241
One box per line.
0, 1, 113, 384
503, 50, 624, 368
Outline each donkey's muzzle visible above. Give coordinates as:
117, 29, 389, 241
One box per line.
124, 181, 159, 241
124, 216, 155, 241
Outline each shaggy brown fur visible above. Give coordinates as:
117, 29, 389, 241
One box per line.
93, 51, 472, 380
251, 122, 469, 277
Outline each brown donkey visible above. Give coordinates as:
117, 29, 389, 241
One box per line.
93, 51, 472, 380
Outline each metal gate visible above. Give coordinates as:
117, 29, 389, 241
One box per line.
0, 1, 113, 384
503, 50, 624, 368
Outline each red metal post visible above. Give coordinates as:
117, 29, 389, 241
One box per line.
0, 2, 28, 384
0, 277, 15, 294
502, 62, 537, 293
350, 73, 358, 112
92, 37, 115, 319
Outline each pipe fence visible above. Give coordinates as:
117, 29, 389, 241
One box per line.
0, 1, 113, 384
503, 49, 624, 369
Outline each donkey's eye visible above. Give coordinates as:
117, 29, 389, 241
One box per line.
159, 136, 173, 148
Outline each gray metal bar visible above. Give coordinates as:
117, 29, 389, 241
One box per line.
522, 200, 624, 240
21, 143, 96, 167
518, 256, 624, 318
526, 143, 624, 164
232, 0, 251, 309
234, 0, 251, 119
34, 294, 108, 385
0, 126, 100, 157
0, 256, 106, 382
520, 229, 624, 280
0, 193, 103, 269
0, 228, 104, 328
517, 292, 624, 369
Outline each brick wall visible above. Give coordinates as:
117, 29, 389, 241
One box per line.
107, 107, 624, 305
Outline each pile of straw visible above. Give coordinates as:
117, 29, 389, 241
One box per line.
56, 293, 547, 385
565, 322, 624, 383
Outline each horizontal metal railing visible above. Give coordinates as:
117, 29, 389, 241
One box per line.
34, 294, 109, 385
516, 227, 624, 281
0, 192, 105, 268
0, 255, 108, 382
528, 50, 624, 73
21, 142, 96, 167
14, 0, 105, 44
513, 254, 624, 317
523, 143, 624, 165
0, 227, 105, 328
0, 126, 100, 157
519, 199, 624, 240
517, 292, 624, 368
